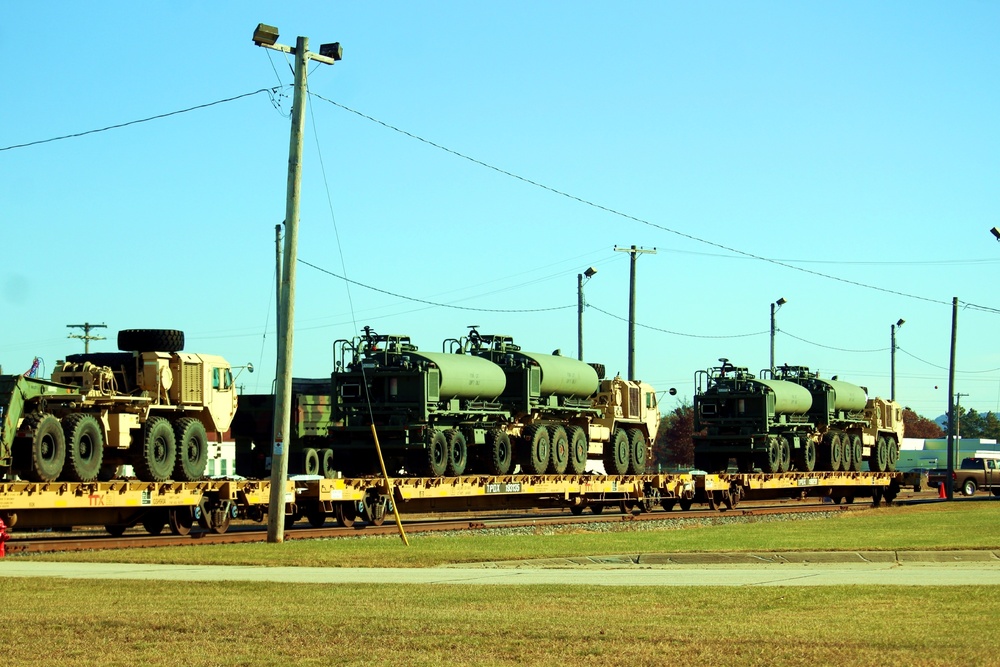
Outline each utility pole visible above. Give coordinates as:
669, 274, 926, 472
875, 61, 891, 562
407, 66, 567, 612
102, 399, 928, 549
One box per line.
614, 245, 656, 380
945, 296, 958, 501
577, 267, 597, 361
890, 318, 904, 401
253, 24, 342, 543
67, 322, 107, 353
769, 298, 787, 372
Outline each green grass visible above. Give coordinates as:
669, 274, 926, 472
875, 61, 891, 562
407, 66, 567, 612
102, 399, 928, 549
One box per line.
2, 579, 995, 667
15, 501, 1000, 567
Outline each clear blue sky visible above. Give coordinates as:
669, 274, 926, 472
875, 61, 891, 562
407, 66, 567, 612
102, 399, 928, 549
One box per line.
3, 2, 998, 420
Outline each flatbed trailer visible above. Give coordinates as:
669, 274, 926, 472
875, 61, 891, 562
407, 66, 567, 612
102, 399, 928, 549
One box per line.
0, 471, 901, 535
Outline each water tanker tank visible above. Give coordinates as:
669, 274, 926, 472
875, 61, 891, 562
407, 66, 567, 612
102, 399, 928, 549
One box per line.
512, 351, 600, 398
410, 351, 506, 400
754, 379, 813, 414
818, 379, 868, 413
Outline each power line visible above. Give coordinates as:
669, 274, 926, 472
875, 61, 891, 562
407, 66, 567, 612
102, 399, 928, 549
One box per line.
0, 88, 279, 152
298, 258, 574, 313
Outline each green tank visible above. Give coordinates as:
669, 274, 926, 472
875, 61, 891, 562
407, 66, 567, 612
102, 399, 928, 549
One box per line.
511, 351, 600, 398
818, 379, 868, 413
410, 351, 507, 400
753, 379, 813, 414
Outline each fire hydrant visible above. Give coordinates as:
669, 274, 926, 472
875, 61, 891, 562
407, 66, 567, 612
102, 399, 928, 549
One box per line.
0, 517, 9, 558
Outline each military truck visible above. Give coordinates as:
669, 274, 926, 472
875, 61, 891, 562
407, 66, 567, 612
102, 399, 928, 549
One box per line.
0, 329, 238, 483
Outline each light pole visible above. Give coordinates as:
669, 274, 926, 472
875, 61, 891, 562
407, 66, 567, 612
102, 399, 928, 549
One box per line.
769, 297, 786, 372
890, 318, 904, 400
253, 23, 342, 543
577, 267, 597, 361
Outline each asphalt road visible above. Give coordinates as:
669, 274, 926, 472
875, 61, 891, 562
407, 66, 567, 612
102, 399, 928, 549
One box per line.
3, 551, 999, 586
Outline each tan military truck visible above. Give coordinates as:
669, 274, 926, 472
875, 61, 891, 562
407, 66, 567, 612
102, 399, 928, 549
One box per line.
589, 375, 661, 475
1, 329, 238, 483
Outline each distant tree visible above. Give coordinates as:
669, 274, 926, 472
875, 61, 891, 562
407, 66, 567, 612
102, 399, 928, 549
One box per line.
903, 408, 944, 439
653, 404, 696, 469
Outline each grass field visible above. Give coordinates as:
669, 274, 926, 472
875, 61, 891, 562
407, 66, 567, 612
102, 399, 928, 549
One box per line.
4, 501, 999, 666
16, 500, 1000, 567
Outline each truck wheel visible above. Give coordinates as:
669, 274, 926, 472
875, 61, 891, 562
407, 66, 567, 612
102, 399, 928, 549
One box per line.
962, 479, 976, 497
62, 414, 105, 482
547, 426, 569, 475
523, 425, 551, 475
445, 429, 468, 476
302, 448, 320, 476
566, 426, 588, 475
794, 440, 817, 472
822, 432, 843, 472
886, 439, 900, 472
626, 429, 647, 475
173, 418, 208, 481
17, 414, 66, 482
484, 429, 512, 476
132, 416, 176, 482
869, 436, 889, 472
117, 329, 185, 352
849, 435, 863, 472
602, 428, 629, 476
777, 436, 791, 473
418, 430, 448, 477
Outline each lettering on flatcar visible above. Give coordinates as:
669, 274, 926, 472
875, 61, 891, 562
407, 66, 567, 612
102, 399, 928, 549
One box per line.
485, 483, 522, 494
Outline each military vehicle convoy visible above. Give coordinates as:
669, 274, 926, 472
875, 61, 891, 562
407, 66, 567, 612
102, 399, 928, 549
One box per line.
693, 361, 904, 474
233, 326, 661, 479
0, 329, 238, 483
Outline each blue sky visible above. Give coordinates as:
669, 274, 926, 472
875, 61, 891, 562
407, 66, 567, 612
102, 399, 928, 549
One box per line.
2, 2, 998, 419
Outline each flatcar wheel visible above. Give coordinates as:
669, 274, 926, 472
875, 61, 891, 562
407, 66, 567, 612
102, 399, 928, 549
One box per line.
661, 498, 677, 511
168, 508, 193, 536
566, 426, 588, 475
569, 504, 585, 516
142, 510, 168, 535
305, 508, 326, 528
590, 503, 605, 515
679, 498, 693, 511
334, 502, 357, 528
105, 524, 127, 537
547, 426, 569, 475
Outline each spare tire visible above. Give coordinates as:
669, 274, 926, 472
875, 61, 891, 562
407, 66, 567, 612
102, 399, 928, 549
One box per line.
118, 329, 185, 352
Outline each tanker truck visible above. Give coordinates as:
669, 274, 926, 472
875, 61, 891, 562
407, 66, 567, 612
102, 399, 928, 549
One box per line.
692, 360, 902, 474
0, 329, 239, 483
233, 326, 661, 479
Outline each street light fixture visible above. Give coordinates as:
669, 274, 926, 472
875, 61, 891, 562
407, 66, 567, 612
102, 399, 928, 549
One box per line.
770, 297, 787, 372
991, 227, 1000, 241
577, 267, 598, 360
891, 318, 904, 400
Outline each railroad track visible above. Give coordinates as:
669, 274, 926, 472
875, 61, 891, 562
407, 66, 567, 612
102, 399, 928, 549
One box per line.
6, 500, 868, 554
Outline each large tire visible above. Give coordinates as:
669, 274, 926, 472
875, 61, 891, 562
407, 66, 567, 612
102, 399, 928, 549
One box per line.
626, 429, 647, 475
822, 432, 843, 472
117, 329, 185, 353
759, 436, 781, 474
794, 440, 817, 472
319, 449, 336, 479
17, 414, 66, 482
302, 448, 320, 476
61, 413, 104, 482
777, 436, 791, 473
886, 438, 900, 471
173, 418, 208, 481
522, 425, 550, 475
132, 416, 176, 482
566, 426, 588, 475
849, 435, 863, 472
869, 436, 889, 472
445, 429, 468, 476
483, 429, 512, 475
547, 425, 569, 475
602, 428, 629, 476
418, 430, 448, 477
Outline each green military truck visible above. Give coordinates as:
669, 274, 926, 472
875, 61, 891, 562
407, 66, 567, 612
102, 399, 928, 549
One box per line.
0, 329, 238, 483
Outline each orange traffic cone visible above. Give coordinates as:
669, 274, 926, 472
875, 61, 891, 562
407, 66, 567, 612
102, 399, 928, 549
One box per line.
938, 482, 947, 499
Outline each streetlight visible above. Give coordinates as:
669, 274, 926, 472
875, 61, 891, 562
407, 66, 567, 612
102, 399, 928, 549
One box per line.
770, 297, 787, 372
577, 267, 597, 361
253, 23, 342, 544
990, 227, 1000, 241
890, 318, 904, 400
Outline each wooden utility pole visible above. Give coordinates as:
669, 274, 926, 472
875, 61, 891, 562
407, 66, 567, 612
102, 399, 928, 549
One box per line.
614, 245, 656, 380
253, 25, 342, 543
67, 322, 107, 353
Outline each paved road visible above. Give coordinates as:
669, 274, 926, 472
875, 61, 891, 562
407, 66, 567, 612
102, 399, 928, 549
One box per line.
3, 551, 999, 586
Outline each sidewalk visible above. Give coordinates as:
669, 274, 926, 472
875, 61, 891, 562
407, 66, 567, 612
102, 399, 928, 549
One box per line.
3, 551, 999, 587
